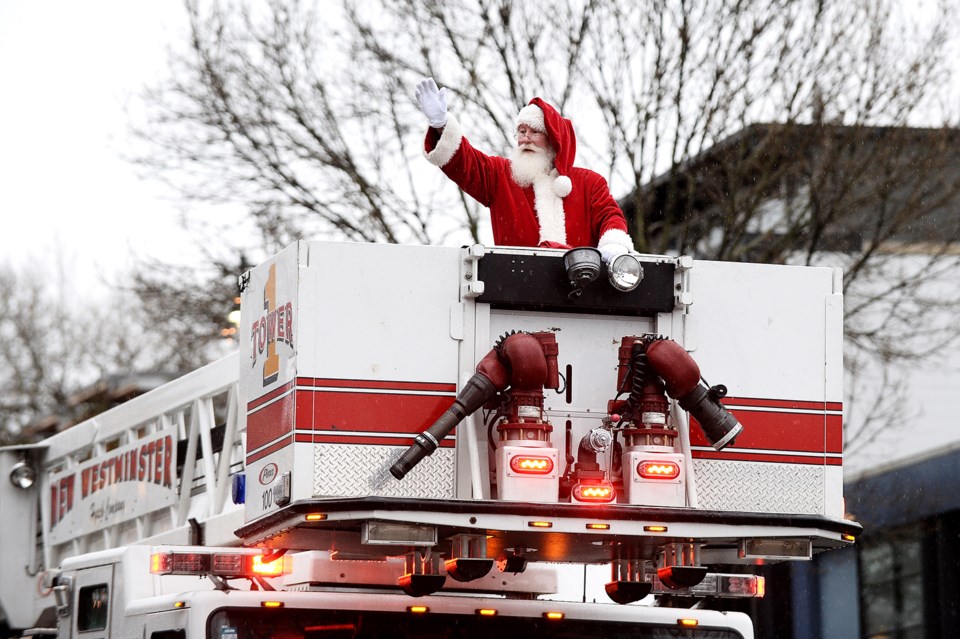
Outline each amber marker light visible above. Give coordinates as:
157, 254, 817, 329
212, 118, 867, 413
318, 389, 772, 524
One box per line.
586, 523, 610, 530
543, 612, 564, 620
407, 606, 429, 614
150, 553, 166, 574
305, 513, 328, 522
678, 618, 699, 628
756, 576, 767, 598
528, 521, 553, 528
644, 525, 668, 533
842, 533, 856, 542
261, 601, 283, 608
174, 601, 186, 609
476, 609, 498, 617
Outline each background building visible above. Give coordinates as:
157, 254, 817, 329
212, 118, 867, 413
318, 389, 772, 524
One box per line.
628, 122, 960, 638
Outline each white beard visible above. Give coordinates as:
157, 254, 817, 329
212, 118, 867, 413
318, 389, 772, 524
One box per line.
510, 144, 556, 187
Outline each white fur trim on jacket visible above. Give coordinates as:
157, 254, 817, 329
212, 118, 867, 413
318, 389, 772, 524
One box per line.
532, 173, 567, 245
425, 115, 463, 168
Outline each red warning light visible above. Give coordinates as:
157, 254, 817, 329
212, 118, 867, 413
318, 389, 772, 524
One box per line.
509, 455, 555, 475
572, 483, 616, 503
637, 460, 681, 479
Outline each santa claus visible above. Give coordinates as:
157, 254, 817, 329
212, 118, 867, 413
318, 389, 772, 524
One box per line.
415, 78, 635, 263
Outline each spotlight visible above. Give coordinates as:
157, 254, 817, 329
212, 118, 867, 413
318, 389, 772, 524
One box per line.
657, 566, 709, 590
497, 552, 528, 574
444, 558, 494, 582
608, 254, 643, 292
562, 247, 602, 296
398, 573, 446, 597
605, 580, 653, 605
9, 459, 37, 490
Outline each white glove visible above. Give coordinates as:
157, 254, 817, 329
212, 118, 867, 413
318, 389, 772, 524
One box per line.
598, 241, 629, 265
415, 77, 448, 129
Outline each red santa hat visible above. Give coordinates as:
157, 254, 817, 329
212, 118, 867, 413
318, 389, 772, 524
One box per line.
515, 98, 575, 198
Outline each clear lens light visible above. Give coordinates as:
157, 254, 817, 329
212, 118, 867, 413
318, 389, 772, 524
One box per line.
9, 460, 37, 489
608, 254, 643, 291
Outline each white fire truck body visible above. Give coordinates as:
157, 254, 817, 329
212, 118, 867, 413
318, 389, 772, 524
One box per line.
49, 546, 755, 639
0, 241, 858, 639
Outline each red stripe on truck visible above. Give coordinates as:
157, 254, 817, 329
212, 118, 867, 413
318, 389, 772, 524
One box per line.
692, 450, 842, 465
294, 433, 455, 448
723, 396, 842, 412
246, 435, 293, 463
246, 378, 456, 461
689, 404, 843, 455
296, 377, 457, 393
246, 389, 295, 452
294, 388, 454, 434
247, 380, 295, 411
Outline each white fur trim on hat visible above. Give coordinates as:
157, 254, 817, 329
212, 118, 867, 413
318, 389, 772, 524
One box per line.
516, 104, 546, 133
425, 115, 462, 168
532, 174, 567, 245
553, 175, 572, 197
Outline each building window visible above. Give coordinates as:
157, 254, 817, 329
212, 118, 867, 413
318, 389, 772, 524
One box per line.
859, 528, 925, 639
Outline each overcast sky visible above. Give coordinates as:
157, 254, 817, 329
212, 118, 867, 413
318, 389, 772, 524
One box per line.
0, 1, 193, 293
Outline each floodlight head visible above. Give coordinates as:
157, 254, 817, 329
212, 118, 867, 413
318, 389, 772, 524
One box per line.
608, 254, 643, 292
398, 573, 446, 597
444, 558, 494, 582
657, 566, 709, 590
9, 459, 37, 490
605, 580, 653, 604
563, 247, 602, 294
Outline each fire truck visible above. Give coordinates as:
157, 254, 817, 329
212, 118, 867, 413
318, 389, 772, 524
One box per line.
0, 241, 859, 639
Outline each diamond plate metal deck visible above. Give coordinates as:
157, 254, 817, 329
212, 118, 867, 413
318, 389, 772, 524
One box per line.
312, 443, 456, 499
693, 460, 825, 514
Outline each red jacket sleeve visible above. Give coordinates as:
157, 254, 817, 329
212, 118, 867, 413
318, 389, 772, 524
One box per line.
585, 171, 629, 239
424, 115, 508, 207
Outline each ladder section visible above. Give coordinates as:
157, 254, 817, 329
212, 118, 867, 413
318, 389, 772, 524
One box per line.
39, 353, 243, 569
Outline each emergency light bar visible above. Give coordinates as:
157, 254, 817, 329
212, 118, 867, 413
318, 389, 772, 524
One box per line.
150, 550, 287, 578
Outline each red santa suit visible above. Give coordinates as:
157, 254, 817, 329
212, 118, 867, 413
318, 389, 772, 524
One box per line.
423, 97, 634, 252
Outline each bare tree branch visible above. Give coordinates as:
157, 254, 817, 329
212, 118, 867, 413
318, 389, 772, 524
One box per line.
127, 0, 960, 460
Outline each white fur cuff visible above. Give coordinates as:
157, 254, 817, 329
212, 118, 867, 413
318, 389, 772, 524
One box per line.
598, 228, 635, 251
425, 115, 463, 168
